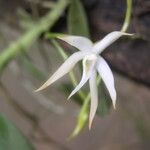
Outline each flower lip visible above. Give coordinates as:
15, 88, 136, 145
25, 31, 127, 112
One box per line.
84, 53, 98, 61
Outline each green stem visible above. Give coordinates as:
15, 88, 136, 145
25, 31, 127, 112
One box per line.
0, 0, 69, 73
121, 0, 132, 32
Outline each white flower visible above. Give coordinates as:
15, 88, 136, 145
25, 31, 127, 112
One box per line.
36, 31, 132, 128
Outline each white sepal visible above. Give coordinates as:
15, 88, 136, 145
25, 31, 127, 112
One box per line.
36, 51, 87, 92
92, 31, 133, 54
89, 70, 98, 129
57, 35, 93, 51
96, 56, 116, 109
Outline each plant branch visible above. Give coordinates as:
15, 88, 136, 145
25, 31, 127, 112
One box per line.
121, 0, 132, 32
0, 0, 69, 73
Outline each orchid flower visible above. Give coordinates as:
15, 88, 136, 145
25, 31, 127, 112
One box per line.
36, 31, 132, 128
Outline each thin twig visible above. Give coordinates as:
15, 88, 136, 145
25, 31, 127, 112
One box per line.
121, 0, 132, 32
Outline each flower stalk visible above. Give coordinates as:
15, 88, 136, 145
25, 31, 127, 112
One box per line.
121, 0, 132, 32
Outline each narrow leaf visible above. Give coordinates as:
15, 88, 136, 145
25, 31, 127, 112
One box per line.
96, 82, 111, 116
0, 114, 34, 150
68, 0, 90, 37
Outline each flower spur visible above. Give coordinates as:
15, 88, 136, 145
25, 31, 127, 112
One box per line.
36, 31, 132, 128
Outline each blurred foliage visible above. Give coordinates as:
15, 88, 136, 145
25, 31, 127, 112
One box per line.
20, 52, 46, 81
0, 114, 34, 150
0, 0, 69, 73
17, 8, 35, 30
68, 0, 90, 37
135, 117, 150, 141
96, 82, 111, 116
59, 83, 82, 104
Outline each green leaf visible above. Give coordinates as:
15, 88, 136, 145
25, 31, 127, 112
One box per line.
58, 83, 85, 105
69, 96, 89, 138
17, 8, 35, 30
45, 33, 67, 39
68, 0, 90, 37
0, 114, 34, 150
96, 82, 111, 116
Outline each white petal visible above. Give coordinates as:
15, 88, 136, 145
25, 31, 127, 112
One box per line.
68, 54, 97, 99
89, 70, 98, 129
96, 56, 116, 108
92, 31, 133, 54
36, 51, 87, 92
57, 35, 93, 51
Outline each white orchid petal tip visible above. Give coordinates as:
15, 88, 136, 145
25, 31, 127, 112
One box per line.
112, 98, 116, 110
67, 94, 72, 100
35, 83, 49, 92
88, 122, 92, 130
